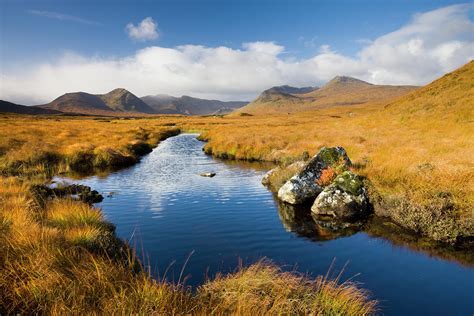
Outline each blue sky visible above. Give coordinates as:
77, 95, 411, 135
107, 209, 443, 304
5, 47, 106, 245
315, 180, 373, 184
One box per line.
1, 0, 473, 103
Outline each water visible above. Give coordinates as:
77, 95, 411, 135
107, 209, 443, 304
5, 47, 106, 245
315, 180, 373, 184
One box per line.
60, 134, 474, 315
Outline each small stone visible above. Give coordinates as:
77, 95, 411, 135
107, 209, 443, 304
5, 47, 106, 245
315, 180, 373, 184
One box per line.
200, 172, 216, 177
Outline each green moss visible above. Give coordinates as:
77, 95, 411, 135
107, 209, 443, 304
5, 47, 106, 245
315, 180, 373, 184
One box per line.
333, 171, 364, 195
318, 147, 341, 165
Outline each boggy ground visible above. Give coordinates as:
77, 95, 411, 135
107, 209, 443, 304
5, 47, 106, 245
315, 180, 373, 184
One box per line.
0, 116, 376, 314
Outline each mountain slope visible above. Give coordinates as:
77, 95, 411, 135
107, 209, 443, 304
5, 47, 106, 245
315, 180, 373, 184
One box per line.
100, 88, 155, 113
41, 92, 110, 114
40, 89, 155, 115
141, 94, 248, 115
0, 100, 63, 115
383, 60, 473, 120
238, 77, 418, 114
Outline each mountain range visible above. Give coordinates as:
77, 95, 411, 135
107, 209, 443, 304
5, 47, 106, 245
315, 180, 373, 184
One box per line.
39, 88, 157, 116
1, 75, 419, 116
141, 94, 248, 115
237, 76, 418, 114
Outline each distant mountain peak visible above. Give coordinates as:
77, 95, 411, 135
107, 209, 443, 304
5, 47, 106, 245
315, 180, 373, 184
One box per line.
324, 76, 372, 88
106, 88, 130, 95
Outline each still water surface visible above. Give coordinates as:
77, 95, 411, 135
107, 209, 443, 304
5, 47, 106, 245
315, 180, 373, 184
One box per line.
61, 134, 473, 315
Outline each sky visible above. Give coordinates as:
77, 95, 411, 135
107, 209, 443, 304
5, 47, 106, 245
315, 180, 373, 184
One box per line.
0, 0, 473, 104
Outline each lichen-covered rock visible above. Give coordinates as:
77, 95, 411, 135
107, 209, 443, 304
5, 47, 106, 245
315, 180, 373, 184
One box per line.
311, 171, 369, 220
277, 147, 351, 204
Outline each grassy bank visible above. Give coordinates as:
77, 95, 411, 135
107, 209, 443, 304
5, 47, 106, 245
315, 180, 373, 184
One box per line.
0, 115, 181, 177
0, 177, 376, 314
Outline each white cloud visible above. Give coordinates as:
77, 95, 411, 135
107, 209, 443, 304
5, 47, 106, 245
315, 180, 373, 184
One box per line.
2, 4, 473, 104
126, 17, 159, 41
28, 10, 100, 25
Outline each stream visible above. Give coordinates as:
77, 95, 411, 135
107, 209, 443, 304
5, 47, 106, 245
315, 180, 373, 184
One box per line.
57, 134, 474, 315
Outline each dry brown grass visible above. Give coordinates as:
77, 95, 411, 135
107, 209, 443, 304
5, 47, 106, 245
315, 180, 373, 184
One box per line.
0, 116, 180, 176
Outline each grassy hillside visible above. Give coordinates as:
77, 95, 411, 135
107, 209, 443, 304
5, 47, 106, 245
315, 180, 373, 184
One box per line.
238, 76, 417, 114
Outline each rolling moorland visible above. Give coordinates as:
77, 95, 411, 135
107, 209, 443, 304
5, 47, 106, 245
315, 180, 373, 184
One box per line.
0, 60, 472, 314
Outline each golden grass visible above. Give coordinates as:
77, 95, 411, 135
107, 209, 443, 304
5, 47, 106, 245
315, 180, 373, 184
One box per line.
197, 261, 376, 315
0, 178, 376, 314
0, 116, 180, 176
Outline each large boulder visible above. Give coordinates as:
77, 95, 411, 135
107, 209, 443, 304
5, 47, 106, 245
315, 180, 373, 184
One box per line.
311, 171, 369, 220
277, 147, 351, 204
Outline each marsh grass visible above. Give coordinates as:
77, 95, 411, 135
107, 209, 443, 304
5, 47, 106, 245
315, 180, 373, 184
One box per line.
197, 260, 376, 315
0, 118, 180, 176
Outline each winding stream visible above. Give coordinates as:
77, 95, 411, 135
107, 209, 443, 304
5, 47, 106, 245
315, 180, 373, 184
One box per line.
59, 134, 474, 315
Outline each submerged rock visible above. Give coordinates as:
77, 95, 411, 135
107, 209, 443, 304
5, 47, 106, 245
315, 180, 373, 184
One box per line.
277, 201, 359, 241
311, 171, 369, 220
200, 172, 216, 177
277, 147, 351, 204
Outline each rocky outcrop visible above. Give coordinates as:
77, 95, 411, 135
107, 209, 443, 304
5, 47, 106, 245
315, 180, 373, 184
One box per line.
311, 171, 369, 220
277, 147, 351, 204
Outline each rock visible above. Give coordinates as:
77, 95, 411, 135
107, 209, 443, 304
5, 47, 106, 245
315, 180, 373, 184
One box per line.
30, 183, 104, 205
261, 161, 306, 186
200, 172, 216, 177
277, 147, 351, 204
311, 171, 369, 220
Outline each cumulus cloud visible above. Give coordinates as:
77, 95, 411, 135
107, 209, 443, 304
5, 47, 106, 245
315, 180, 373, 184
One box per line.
126, 17, 159, 41
2, 4, 473, 104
